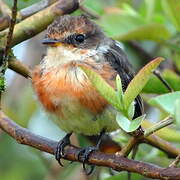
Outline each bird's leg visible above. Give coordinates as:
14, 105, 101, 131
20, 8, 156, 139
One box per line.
77, 130, 105, 175
55, 132, 72, 166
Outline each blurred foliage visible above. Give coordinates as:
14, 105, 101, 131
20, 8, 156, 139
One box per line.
0, 0, 180, 180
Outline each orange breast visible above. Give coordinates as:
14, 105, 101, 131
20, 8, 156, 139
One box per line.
32, 61, 116, 117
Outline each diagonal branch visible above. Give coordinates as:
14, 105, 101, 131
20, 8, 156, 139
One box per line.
0, 0, 58, 31
0, 0, 79, 48
0, 111, 180, 180
8, 57, 32, 79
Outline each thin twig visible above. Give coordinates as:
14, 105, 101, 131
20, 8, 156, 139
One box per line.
3, 0, 17, 64
116, 137, 139, 157
169, 154, 180, 168
153, 70, 173, 92
0, 111, 180, 180
128, 145, 139, 180
144, 116, 174, 137
0, 0, 17, 108
143, 135, 180, 158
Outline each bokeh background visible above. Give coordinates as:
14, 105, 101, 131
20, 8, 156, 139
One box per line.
0, 0, 180, 179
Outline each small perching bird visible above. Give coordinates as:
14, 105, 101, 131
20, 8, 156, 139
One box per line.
32, 15, 143, 174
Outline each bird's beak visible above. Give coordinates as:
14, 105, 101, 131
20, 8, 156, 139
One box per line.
42, 38, 62, 46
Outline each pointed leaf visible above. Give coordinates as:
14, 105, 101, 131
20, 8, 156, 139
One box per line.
128, 101, 135, 120
80, 66, 122, 111
116, 75, 123, 105
175, 99, 180, 125
116, 112, 131, 132
124, 57, 164, 110
149, 91, 180, 115
129, 114, 146, 132
116, 112, 145, 132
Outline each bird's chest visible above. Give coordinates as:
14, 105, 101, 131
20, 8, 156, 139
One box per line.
32, 62, 118, 135
33, 64, 115, 116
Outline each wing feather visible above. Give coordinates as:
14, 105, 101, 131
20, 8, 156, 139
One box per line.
103, 40, 143, 118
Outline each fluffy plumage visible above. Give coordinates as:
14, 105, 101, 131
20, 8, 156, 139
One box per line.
32, 15, 143, 135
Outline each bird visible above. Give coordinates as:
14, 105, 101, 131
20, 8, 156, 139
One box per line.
32, 15, 143, 174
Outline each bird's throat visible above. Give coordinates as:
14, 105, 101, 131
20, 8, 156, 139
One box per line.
42, 46, 97, 69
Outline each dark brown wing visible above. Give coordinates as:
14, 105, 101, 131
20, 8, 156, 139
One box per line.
104, 40, 143, 118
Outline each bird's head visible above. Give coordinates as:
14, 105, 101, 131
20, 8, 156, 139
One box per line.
42, 15, 109, 67
43, 15, 105, 49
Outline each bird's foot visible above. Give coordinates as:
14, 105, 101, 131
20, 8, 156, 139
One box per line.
77, 146, 98, 175
55, 132, 72, 166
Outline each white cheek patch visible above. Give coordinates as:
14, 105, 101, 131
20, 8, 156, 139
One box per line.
42, 46, 98, 69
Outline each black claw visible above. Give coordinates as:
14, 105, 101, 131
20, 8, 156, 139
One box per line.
76, 130, 105, 175
55, 132, 72, 166
77, 146, 98, 175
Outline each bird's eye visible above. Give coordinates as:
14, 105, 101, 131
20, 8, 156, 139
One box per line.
75, 34, 85, 43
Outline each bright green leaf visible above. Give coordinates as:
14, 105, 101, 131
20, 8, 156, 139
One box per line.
124, 57, 164, 109
128, 101, 135, 119
80, 66, 122, 111
116, 112, 145, 132
175, 99, 180, 125
129, 114, 146, 132
116, 112, 131, 132
116, 75, 123, 105
143, 69, 180, 94
149, 91, 180, 115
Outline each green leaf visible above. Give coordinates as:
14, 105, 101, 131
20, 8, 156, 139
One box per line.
116, 112, 145, 132
162, 0, 180, 30
116, 75, 123, 105
124, 57, 164, 109
145, 0, 155, 22
175, 99, 180, 125
80, 66, 122, 111
143, 69, 180, 94
98, 14, 144, 37
129, 114, 146, 131
149, 91, 180, 115
128, 101, 135, 119
115, 23, 170, 42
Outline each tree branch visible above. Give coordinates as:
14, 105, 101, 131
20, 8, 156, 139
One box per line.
0, 0, 58, 31
0, 111, 180, 180
143, 135, 180, 158
8, 57, 32, 79
144, 116, 173, 137
0, 0, 79, 48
